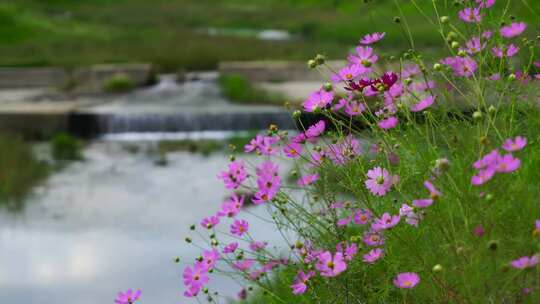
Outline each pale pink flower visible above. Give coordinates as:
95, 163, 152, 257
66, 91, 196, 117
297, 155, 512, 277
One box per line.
458, 7, 482, 23
500, 22, 527, 38
360, 32, 385, 45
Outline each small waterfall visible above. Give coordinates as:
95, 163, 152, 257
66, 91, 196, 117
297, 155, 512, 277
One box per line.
71, 72, 295, 137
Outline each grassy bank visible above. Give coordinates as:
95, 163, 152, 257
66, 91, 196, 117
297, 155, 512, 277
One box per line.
0, 135, 49, 211
219, 74, 284, 106
1, 1, 538, 71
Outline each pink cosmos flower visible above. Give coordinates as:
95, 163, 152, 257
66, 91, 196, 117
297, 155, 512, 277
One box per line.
303, 89, 334, 112
337, 216, 352, 227
363, 248, 383, 264
394, 272, 420, 288
201, 215, 220, 229
363, 231, 385, 246
473, 224, 485, 237
371, 213, 401, 231
477, 0, 495, 8
471, 167, 496, 186
488, 73, 501, 81
249, 241, 268, 252
399, 204, 420, 226
345, 100, 366, 116
202, 249, 220, 269
244, 135, 279, 155
297, 173, 319, 186
500, 22, 527, 38
412, 198, 433, 208
115, 289, 141, 304
473, 149, 500, 169
233, 259, 255, 271
360, 32, 385, 45
223, 242, 238, 253
353, 209, 372, 225
510, 255, 539, 269
534, 219, 540, 236
441, 56, 478, 77
183, 262, 209, 294
217, 194, 244, 217
458, 7, 482, 23
326, 135, 362, 165
495, 154, 521, 173
336, 242, 358, 261
401, 64, 421, 78
365, 167, 398, 196
332, 64, 369, 83
315, 251, 347, 277
492, 44, 519, 58
464, 37, 486, 54
291, 270, 315, 295
283, 142, 302, 158
253, 161, 281, 204
230, 219, 249, 236
348, 46, 378, 68
218, 160, 248, 189
502, 136, 527, 152
305, 120, 326, 138
378, 116, 398, 130
237, 289, 247, 300
410, 96, 436, 112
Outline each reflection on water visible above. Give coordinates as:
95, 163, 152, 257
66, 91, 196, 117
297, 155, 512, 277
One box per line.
0, 139, 288, 304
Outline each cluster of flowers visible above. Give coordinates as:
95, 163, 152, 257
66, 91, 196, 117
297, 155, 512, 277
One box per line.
174, 1, 540, 301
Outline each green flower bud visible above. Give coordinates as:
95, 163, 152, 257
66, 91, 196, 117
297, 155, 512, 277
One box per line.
457, 50, 467, 57
189, 224, 196, 230
433, 63, 443, 71
488, 105, 496, 113
451, 41, 460, 49
432, 264, 443, 272
307, 59, 317, 69
488, 240, 498, 251
393, 16, 401, 23
473, 111, 482, 119
323, 82, 333, 92
292, 110, 302, 119
508, 73, 516, 81
440, 16, 450, 24
315, 54, 326, 65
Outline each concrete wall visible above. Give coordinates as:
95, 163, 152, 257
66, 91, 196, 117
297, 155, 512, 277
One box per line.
218, 60, 345, 82
0, 64, 154, 92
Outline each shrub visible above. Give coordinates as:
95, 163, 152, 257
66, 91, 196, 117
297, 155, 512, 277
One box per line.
0, 134, 48, 210
51, 133, 82, 161
219, 74, 283, 105
103, 73, 135, 92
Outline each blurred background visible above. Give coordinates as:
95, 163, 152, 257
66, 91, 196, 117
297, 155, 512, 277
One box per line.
0, 1, 537, 303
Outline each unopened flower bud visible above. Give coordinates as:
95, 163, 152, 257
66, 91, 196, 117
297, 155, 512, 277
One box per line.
488, 240, 498, 251
488, 105, 496, 113
185, 237, 192, 243
433, 63, 443, 71
393, 16, 401, 23
404, 77, 413, 85
432, 264, 443, 272
292, 110, 301, 119
451, 41, 460, 49
457, 50, 467, 57
229, 155, 236, 161
174, 256, 180, 263
189, 224, 196, 230
315, 54, 326, 65
308, 59, 317, 69
473, 111, 482, 119
440, 16, 450, 24
323, 82, 333, 92
508, 73, 516, 81
447, 31, 458, 40
435, 158, 450, 171
485, 193, 494, 201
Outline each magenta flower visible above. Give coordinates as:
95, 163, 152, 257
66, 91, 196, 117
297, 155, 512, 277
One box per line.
502, 136, 527, 152
332, 64, 369, 83
464, 37, 486, 54
202, 249, 220, 269
249, 241, 268, 252
371, 213, 401, 231
378, 116, 398, 130
303, 89, 334, 112
344, 100, 366, 116
244, 135, 279, 155
283, 142, 302, 158
477, 0, 496, 8
218, 160, 247, 189
223, 242, 239, 253
399, 204, 420, 226
410, 95, 436, 112
473, 149, 500, 169
495, 154, 521, 173
337, 216, 352, 227
325, 135, 362, 165
394, 272, 420, 289
363, 231, 385, 247
401, 64, 421, 78
253, 161, 281, 204
297, 173, 319, 187
200, 215, 220, 229
233, 259, 255, 271
534, 219, 540, 236
115, 289, 141, 304
290, 270, 315, 295
471, 167, 496, 186
360, 32, 385, 45
353, 209, 372, 225
500, 22, 527, 38
473, 224, 485, 237
440, 56, 478, 77
510, 255, 539, 269
458, 7, 482, 23
305, 120, 326, 138
363, 248, 383, 264
365, 167, 398, 196
231, 219, 249, 236
217, 194, 244, 217
412, 199, 433, 208
349, 46, 378, 68
315, 251, 347, 277
492, 44, 519, 58
183, 262, 209, 295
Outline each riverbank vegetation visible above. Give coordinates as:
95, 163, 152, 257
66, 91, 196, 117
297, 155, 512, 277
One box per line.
3, 1, 538, 71
219, 74, 284, 106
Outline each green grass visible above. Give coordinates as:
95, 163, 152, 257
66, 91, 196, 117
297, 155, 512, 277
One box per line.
51, 132, 83, 161
0, 134, 49, 211
241, 104, 540, 303
219, 74, 284, 105
1, 0, 537, 71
